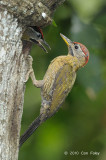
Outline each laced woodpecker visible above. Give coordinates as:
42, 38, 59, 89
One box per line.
22, 26, 51, 53
20, 33, 89, 148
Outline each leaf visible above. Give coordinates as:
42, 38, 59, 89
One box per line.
52, 19, 57, 27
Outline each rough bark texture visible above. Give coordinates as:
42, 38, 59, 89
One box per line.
0, 0, 65, 28
0, 10, 28, 160
0, 0, 65, 160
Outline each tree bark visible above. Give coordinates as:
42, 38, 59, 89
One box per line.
0, 0, 65, 160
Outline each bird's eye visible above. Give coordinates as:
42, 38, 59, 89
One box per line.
37, 33, 41, 38
75, 45, 79, 49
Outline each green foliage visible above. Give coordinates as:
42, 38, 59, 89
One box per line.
52, 19, 57, 27
19, 1, 106, 160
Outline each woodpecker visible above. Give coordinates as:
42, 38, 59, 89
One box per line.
20, 33, 89, 148
22, 26, 51, 53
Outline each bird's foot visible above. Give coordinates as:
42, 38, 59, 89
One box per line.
25, 55, 44, 88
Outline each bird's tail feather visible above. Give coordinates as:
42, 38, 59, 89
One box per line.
19, 114, 42, 148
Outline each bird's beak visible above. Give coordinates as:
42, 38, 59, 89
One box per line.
60, 33, 74, 56
43, 40, 51, 50
38, 39, 51, 53
60, 33, 73, 46
30, 38, 51, 53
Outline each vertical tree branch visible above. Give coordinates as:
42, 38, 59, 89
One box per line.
0, 9, 28, 159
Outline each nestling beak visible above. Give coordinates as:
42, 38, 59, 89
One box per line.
60, 33, 74, 56
43, 40, 51, 50
30, 39, 51, 53
38, 39, 51, 53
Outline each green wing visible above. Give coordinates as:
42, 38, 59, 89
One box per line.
50, 64, 76, 114
41, 62, 76, 116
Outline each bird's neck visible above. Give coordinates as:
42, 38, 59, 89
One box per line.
77, 56, 86, 69
67, 54, 86, 71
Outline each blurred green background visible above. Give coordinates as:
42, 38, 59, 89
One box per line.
19, 0, 106, 160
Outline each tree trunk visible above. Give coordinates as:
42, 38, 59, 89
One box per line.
0, 0, 65, 159
0, 9, 26, 160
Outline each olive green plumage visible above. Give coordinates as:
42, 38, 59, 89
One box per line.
20, 34, 89, 148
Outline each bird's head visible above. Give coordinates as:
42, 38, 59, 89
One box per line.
22, 26, 51, 53
60, 33, 89, 66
